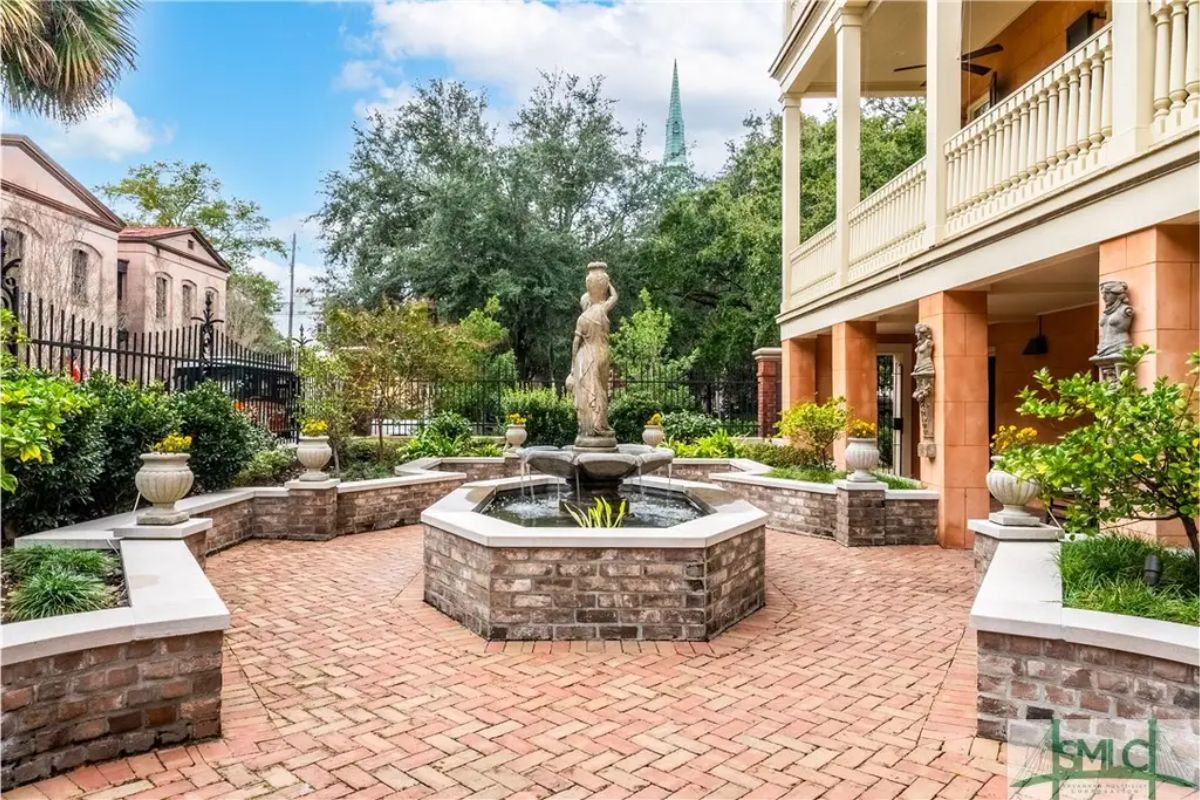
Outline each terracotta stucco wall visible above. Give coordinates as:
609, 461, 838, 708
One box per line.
120, 243, 229, 334
989, 304, 1099, 436
962, 1, 1108, 120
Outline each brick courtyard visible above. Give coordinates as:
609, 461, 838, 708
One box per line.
9, 528, 1009, 800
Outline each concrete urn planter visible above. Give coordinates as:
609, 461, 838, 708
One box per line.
135, 453, 194, 525
297, 436, 333, 481
642, 424, 664, 448
845, 437, 880, 481
985, 455, 1040, 525
504, 423, 527, 451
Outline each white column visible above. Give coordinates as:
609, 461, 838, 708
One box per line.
835, 5, 863, 286
925, 0, 962, 246
781, 93, 802, 306
1110, 0, 1156, 160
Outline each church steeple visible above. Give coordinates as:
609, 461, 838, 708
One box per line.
664, 60, 686, 167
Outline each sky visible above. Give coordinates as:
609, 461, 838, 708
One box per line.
3, 0, 784, 336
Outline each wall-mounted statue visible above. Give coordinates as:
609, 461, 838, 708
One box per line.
912, 323, 936, 459
1089, 280, 1134, 383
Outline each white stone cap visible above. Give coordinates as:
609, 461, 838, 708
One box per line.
421, 474, 768, 549
885, 488, 939, 500
834, 479, 887, 491
710, 471, 837, 494
285, 478, 341, 490
112, 517, 213, 540
970, 540, 1199, 666
968, 518, 1060, 541
752, 347, 782, 358
1, 540, 228, 665
337, 471, 462, 493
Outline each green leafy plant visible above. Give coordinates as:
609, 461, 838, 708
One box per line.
2, 545, 119, 582
0, 360, 92, 493
765, 466, 921, 490
739, 443, 806, 468
151, 433, 192, 453
1059, 534, 1198, 625
233, 447, 296, 486
300, 419, 329, 437
172, 381, 256, 492
5, 568, 112, 622
424, 412, 473, 441
501, 387, 574, 446
565, 496, 628, 529
778, 398, 848, 469
668, 429, 741, 458
608, 389, 695, 443
1001, 348, 1200, 559
660, 410, 719, 441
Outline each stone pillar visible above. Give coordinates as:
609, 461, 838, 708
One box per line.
816, 333, 833, 402
753, 347, 782, 437
918, 291, 989, 549
831, 320, 877, 468
967, 519, 1059, 589
834, 5, 863, 285
1098, 224, 1199, 547
834, 480, 887, 547
1109, 0, 1156, 161
1098, 225, 1200, 385
781, 337, 816, 410
284, 479, 341, 541
925, 0, 962, 246
781, 93, 803, 301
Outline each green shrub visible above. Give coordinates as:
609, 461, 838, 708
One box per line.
342, 436, 405, 466
2, 545, 119, 582
424, 412, 473, 441
402, 429, 468, 459
740, 443, 806, 468
608, 388, 696, 444
778, 398, 848, 469
84, 373, 180, 515
173, 381, 256, 492
661, 411, 721, 441
765, 466, 921, 490
467, 438, 503, 457
501, 387, 575, 446
0, 360, 91, 494
1059, 534, 1198, 625
5, 568, 113, 621
337, 461, 396, 481
668, 429, 742, 459
233, 447, 296, 486
2, 386, 107, 535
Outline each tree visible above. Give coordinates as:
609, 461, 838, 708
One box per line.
1001, 348, 1200, 559
632, 100, 926, 375
1, 0, 137, 123
315, 74, 665, 379
611, 289, 697, 381
98, 161, 285, 348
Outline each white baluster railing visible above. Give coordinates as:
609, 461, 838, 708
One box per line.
846, 160, 927, 280
788, 222, 838, 308
945, 24, 1113, 235
1151, 0, 1200, 140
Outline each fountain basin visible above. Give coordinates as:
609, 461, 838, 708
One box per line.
520, 444, 675, 499
420, 475, 767, 641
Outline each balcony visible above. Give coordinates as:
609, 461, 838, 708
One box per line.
782, 0, 1199, 319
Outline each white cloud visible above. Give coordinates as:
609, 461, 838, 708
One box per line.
43, 97, 169, 161
335, 59, 382, 91
349, 0, 782, 173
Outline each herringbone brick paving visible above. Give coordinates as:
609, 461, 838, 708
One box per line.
10, 527, 1009, 799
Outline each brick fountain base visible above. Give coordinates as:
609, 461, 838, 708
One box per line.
420, 476, 767, 641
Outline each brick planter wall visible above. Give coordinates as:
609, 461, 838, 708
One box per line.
202, 498, 254, 554
0, 632, 222, 790
424, 524, 766, 641
337, 477, 463, 535
710, 477, 835, 538
883, 496, 939, 545
976, 632, 1200, 741
669, 461, 735, 483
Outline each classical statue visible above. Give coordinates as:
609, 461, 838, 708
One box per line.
567, 262, 619, 450
912, 323, 936, 459
1091, 280, 1134, 383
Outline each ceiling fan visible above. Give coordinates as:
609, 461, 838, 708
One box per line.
893, 43, 1004, 76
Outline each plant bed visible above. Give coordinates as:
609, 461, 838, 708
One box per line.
765, 466, 922, 490
1, 546, 126, 623
1059, 534, 1199, 625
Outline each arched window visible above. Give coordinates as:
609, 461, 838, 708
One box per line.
155, 274, 170, 320
204, 287, 218, 314
181, 281, 196, 322
70, 248, 89, 302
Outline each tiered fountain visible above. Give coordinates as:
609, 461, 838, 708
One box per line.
421, 262, 766, 641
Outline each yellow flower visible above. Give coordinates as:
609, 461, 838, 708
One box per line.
1131, 453, 1147, 464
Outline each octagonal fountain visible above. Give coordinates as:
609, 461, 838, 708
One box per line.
421, 262, 766, 641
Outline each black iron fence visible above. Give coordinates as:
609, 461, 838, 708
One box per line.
3, 286, 300, 437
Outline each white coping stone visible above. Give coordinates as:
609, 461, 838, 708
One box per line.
112, 518, 213, 540
970, 540, 1200, 666
884, 488, 940, 500
710, 471, 837, 494
337, 472, 464, 494
1, 540, 229, 665
968, 518, 1060, 541
421, 474, 768, 549
834, 479, 888, 491
285, 478, 341, 490
440, 456, 507, 464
